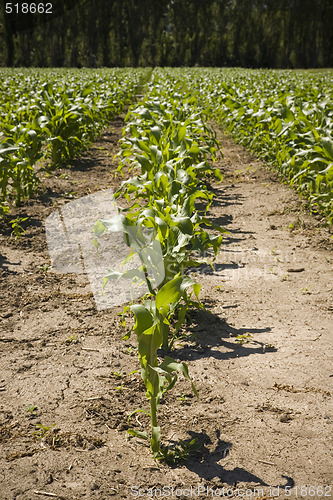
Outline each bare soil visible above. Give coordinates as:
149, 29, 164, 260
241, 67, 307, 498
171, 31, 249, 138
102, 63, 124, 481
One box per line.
0, 116, 332, 500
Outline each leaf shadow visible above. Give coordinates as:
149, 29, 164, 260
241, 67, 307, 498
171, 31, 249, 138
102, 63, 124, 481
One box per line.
170, 308, 276, 363
0, 253, 14, 272
183, 429, 294, 489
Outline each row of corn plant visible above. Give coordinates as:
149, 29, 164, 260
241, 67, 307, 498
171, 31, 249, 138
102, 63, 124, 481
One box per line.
183, 68, 333, 224
94, 71, 226, 461
0, 68, 149, 213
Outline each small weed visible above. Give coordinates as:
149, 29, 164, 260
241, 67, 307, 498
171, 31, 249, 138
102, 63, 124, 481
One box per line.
37, 263, 52, 273
156, 438, 200, 465
33, 423, 56, 438
10, 217, 28, 238
25, 404, 37, 416
121, 345, 137, 356
235, 333, 253, 345
177, 392, 189, 405
113, 371, 123, 379
63, 191, 76, 199
0, 203, 10, 218
65, 334, 79, 345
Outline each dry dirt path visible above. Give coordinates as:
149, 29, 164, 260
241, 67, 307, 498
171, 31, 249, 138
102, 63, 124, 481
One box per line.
0, 120, 332, 500
188, 132, 333, 496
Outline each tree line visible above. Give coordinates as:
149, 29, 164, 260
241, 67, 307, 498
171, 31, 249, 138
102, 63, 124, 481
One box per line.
1, 0, 332, 68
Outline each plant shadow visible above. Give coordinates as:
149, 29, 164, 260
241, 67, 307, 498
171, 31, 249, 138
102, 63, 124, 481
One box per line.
169, 308, 276, 363
0, 253, 15, 273
181, 429, 294, 489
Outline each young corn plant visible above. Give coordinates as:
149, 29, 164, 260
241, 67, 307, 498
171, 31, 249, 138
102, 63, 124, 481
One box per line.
127, 276, 199, 459
95, 71, 226, 460
94, 216, 200, 458
95, 212, 205, 350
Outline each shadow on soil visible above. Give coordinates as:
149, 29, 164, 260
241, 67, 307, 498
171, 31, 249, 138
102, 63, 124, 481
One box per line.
184, 429, 295, 488
165, 306, 286, 487
202, 184, 257, 242
172, 308, 276, 363
0, 253, 14, 273
69, 118, 124, 173
164, 429, 294, 489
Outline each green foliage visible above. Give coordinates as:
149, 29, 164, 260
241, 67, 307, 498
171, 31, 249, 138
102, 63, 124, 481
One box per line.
189, 67, 333, 223
95, 71, 225, 459
154, 438, 200, 465
0, 68, 149, 213
25, 404, 38, 416
9, 217, 28, 238
33, 423, 56, 438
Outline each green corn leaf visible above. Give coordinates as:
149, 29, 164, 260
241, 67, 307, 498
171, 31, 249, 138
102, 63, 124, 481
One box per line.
93, 219, 107, 238
127, 428, 149, 440
158, 356, 198, 397
131, 304, 154, 336
150, 126, 161, 143
138, 325, 163, 374
177, 126, 187, 143
188, 145, 201, 155
121, 266, 146, 281
0, 145, 19, 156
214, 168, 223, 181
127, 408, 151, 424
173, 216, 193, 234
192, 282, 201, 300
321, 138, 333, 161
151, 426, 161, 454
136, 154, 153, 172
81, 86, 93, 97
137, 140, 150, 154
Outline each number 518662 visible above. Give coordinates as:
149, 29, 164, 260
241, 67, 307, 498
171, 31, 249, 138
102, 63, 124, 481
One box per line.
5, 3, 53, 14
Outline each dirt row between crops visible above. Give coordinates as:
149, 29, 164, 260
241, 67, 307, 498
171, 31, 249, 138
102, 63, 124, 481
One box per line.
0, 115, 332, 500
